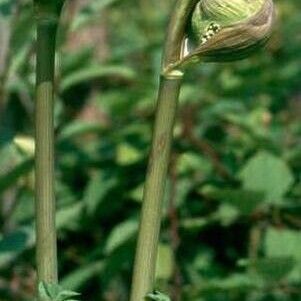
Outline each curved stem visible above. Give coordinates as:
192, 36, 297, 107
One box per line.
162, 0, 199, 68
129, 1, 198, 300
35, 16, 59, 290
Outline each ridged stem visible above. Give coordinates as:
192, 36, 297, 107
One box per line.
129, 1, 198, 300
130, 77, 182, 301
35, 18, 58, 290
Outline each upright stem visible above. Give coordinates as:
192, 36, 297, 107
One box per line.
130, 77, 182, 301
35, 18, 58, 287
129, 1, 198, 300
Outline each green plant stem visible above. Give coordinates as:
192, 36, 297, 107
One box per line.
130, 77, 182, 301
35, 19, 58, 287
129, 1, 198, 300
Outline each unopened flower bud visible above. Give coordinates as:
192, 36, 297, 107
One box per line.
187, 0, 275, 62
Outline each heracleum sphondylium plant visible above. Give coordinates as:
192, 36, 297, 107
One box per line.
34, 0, 65, 299
130, 0, 275, 300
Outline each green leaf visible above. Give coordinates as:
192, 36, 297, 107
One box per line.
83, 171, 117, 215
215, 204, 239, 226
60, 261, 103, 291
0, 158, 34, 194
180, 216, 214, 230
199, 274, 262, 293
0, 0, 16, 16
239, 151, 294, 204
0, 202, 84, 269
202, 187, 263, 214
71, 0, 120, 29
57, 290, 80, 301
177, 152, 212, 175
56, 202, 84, 230
155, 243, 174, 280
0, 227, 31, 252
38, 282, 60, 300
128, 183, 144, 202
252, 257, 295, 281
0, 227, 34, 268
60, 65, 136, 92
146, 290, 171, 301
104, 218, 138, 254
58, 121, 104, 141
264, 228, 301, 280
38, 282, 80, 301
116, 142, 144, 166
38, 281, 52, 300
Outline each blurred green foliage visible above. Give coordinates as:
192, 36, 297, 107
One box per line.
0, 0, 301, 300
